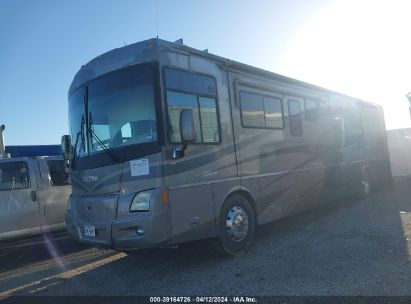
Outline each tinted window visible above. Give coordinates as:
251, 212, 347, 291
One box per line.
288, 100, 303, 137
240, 91, 283, 129
240, 91, 265, 128
164, 68, 217, 97
343, 105, 363, 144
0, 161, 30, 191
69, 64, 157, 158
165, 69, 220, 144
47, 160, 71, 186
361, 106, 382, 141
199, 97, 220, 143
87, 65, 157, 155
319, 99, 329, 115
68, 88, 87, 157
264, 96, 283, 128
167, 91, 202, 143
305, 99, 318, 121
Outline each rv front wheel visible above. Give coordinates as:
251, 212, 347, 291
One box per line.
213, 194, 255, 256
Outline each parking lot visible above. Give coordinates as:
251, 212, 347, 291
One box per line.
1, 178, 410, 298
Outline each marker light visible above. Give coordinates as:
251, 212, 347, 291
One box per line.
162, 191, 168, 206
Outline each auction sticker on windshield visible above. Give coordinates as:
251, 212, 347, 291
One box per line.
130, 158, 150, 177
84, 225, 96, 237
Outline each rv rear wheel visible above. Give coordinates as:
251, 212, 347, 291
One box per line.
361, 168, 372, 198
212, 194, 255, 256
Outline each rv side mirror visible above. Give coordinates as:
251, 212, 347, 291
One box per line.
61, 135, 72, 160
179, 109, 197, 143
171, 109, 197, 160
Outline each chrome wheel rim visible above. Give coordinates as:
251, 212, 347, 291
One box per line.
362, 172, 370, 195
226, 206, 249, 242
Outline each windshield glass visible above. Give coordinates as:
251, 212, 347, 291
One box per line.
68, 64, 158, 159
68, 88, 87, 157
87, 64, 157, 155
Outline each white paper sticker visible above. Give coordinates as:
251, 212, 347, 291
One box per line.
130, 159, 149, 177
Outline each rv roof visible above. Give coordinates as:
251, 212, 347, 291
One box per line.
70, 38, 377, 106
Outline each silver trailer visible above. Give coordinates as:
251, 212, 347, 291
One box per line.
63, 38, 391, 254
0, 156, 71, 240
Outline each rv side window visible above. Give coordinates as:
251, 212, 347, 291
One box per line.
165, 68, 220, 144
319, 99, 329, 115
199, 97, 220, 143
240, 91, 264, 128
305, 99, 318, 121
167, 91, 202, 143
0, 161, 30, 191
240, 91, 283, 129
343, 105, 363, 144
47, 160, 71, 186
361, 106, 382, 141
288, 100, 303, 137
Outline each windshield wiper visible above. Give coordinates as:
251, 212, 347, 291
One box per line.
72, 115, 86, 168
87, 112, 118, 162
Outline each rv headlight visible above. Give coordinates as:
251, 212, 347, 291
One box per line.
130, 190, 151, 212
67, 196, 72, 212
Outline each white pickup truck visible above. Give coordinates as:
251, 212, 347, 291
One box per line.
0, 156, 71, 240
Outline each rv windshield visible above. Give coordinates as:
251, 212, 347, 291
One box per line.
69, 89, 86, 158
68, 63, 160, 169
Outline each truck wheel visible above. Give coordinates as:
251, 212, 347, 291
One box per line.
212, 194, 255, 256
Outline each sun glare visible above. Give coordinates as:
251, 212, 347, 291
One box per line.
277, 0, 411, 129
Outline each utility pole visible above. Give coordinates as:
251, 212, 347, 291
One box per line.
0, 124, 7, 159
407, 92, 411, 118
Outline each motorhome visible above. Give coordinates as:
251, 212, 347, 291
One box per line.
62, 38, 391, 254
0, 125, 71, 241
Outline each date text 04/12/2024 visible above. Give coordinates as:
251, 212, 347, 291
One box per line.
149, 297, 257, 303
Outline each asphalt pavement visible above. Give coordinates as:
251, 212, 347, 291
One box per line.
0, 178, 410, 297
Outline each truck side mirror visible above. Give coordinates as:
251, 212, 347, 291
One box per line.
61, 135, 72, 161
179, 109, 197, 143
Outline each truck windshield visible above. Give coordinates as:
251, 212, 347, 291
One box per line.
68, 63, 159, 168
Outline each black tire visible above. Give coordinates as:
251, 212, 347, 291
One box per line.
211, 194, 256, 256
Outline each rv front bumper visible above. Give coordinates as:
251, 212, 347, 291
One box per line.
65, 212, 169, 249
65, 189, 171, 249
